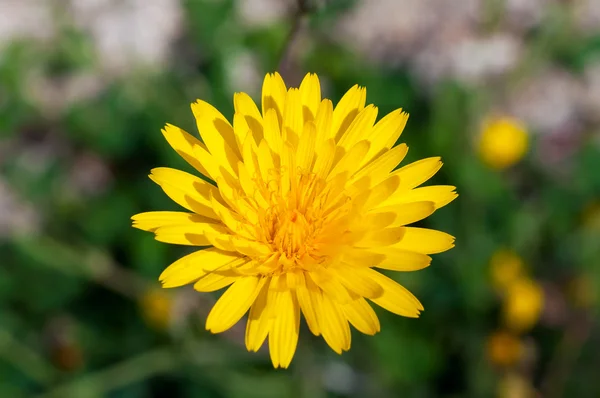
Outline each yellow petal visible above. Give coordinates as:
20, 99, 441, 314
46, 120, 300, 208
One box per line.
316, 291, 351, 354
354, 226, 406, 248
191, 100, 241, 174
269, 289, 300, 369
382, 185, 458, 209
296, 121, 316, 171
149, 168, 220, 218
372, 248, 432, 271
367, 270, 423, 317
234, 92, 263, 143
353, 174, 401, 211
161, 124, 211, 178
331, 85, 366, 141
327, 140, 370, 182
282, 88, 302, 147
209, 192, 255, 241
153, 223, 229, 246
261, 72, 287, 125
263, 108, 283, 158
310, 266, 353, 304
206, 275, 267, 333
131, 211, 212, 232
391, 157, 443, 190
349, 143, 408, 190
193, 271, 240, 292
392, 227, 455, 254
342, 298, 380, 335
296, 273, 321, 336
337, 104, 378, 151
312, 138, 336, 179
314, 99, 333, 148
331, 265, 384, 298
159, 248, 242, 288
371, 201, 436, 227
256, 139, 276, 183
366, 109, 409, 161
245, 277, 272, 352
299, 73, 321, 122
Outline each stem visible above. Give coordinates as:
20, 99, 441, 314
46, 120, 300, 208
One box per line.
0, 328, 56, 385
277, 0, 313, 82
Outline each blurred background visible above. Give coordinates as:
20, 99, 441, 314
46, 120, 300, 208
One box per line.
1, 0, 600, 397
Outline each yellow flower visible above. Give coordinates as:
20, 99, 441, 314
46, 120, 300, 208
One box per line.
498, 373, 536, 398
478, 116, 528, 170
490, 249, 524, 292
139, 289, 173, 330
132, 72, 457, 368
486, 331, 523, 367
503, 278, 543, 333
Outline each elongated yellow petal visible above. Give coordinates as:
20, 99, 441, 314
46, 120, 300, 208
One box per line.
327, 140, 370, 182
206, 276, 267, 333
296, 121, 316, 171
331, 85, 366, 141
331, 265, 383, 298
262, 72, 287, 125
149, 168, 220, 218
161, 124, 211, 178
299, 73, 321, 121
193, 271, 240, 292
314, 99, 333, 148
317, 292, 351, 353
131, 211, 212, 232
263, 108, 283, 157
312, 138, 336, 179
310, 266, 353, 304
371, 201, 436, 227
234, 92, 263, 143
342, 298, 380, 335
283, 88, 303, 147
372, 248, 432, 271
354, 226, 406, 248
350, 143, 408, 190
382, 185, 458, 209
367, 270, 423, 317
337, 104, 378, 151
392, 227, 456, 254
154, 223, 229, 246
296, 273, 321, 336
191, 100, 241, 173
159, 248, 242, 288
391, 157, 442, 190
269, 289, 300, 368
366, 109, 409, 161
245, 278, 272, 352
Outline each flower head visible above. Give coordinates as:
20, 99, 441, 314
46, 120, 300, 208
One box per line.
479, 116, 529, 170
132, 72, 457, 368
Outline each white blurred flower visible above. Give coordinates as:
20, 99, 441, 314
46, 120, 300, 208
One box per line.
224, 50, 262, 97
236, 0, 293, 27
0, 0, 55, 53
504, 0, 548, 30
574, 0, 600, 34
509, 68, 585, 134
69, 0, 183, 75
0, 179, 40, 238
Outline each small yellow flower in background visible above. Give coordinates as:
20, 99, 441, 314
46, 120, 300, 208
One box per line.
132, 72, 457, 368
503, 278, 544, 333
478, 116, 529, 170
139, 289, 173, 330
582, 201, 600, 231
490, 249, 524, 292
486, 331, 523, 367
498, 372, 536, 398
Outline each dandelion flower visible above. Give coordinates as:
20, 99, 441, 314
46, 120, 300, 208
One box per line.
479, 116, 529, 170
132, 72, 457, 368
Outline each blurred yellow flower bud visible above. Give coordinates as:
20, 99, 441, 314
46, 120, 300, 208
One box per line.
498, 372, 536, 398
487, 331, 523, 367
490, 249, 525, 292
503, 278, 544, 333
139, 289, 172, 330
479, 117, 529, 170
